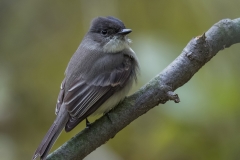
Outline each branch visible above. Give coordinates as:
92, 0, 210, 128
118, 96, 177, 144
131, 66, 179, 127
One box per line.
47, 18, 240, 160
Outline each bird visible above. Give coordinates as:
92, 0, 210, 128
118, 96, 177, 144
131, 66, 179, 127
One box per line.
32, 16, 139, 160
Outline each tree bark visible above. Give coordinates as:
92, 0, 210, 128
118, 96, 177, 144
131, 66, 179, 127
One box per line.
47, 18, 240, 160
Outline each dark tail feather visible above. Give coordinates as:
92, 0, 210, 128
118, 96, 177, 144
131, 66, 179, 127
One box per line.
32, 122, 61, 160
32, 108, 69, 160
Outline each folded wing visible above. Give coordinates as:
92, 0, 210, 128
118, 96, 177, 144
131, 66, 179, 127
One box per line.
62, 54, 137, 132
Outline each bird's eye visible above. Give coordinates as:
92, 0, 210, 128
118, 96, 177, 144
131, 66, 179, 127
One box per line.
101, 30, 108, 35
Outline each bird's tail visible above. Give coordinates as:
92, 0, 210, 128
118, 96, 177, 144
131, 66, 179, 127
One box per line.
32, 107, 69, 160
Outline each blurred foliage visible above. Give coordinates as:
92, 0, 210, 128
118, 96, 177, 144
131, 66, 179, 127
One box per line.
1, 0, 240, 160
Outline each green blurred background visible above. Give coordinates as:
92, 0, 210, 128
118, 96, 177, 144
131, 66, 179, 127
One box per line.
1, 0, 240, 160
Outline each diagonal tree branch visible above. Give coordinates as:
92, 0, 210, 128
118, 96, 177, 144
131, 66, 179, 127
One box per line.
47, 18, 240, 160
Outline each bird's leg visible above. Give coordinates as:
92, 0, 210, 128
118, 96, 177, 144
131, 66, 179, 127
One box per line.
105, 112, 116, 138
86, 118, 91, 128
105, 112, 113, 124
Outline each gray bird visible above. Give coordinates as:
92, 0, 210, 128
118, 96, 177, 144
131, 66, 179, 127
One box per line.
32, 16, 139, 160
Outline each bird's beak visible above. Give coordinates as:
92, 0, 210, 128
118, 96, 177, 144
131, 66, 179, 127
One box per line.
118, 29, 132, 35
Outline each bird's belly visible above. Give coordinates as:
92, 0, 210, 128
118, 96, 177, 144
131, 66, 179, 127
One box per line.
93, 79, 133, 115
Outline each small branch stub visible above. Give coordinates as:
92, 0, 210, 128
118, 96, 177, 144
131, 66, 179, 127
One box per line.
167, 91, 180, 103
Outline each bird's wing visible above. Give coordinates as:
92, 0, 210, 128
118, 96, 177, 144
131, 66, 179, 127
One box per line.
61, 54, 137, 132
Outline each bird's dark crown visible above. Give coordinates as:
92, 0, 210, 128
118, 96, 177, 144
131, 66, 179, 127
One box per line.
89, 16, 126, 35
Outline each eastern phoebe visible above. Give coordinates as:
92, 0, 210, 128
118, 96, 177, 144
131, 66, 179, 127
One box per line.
32, 16, 139, 160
